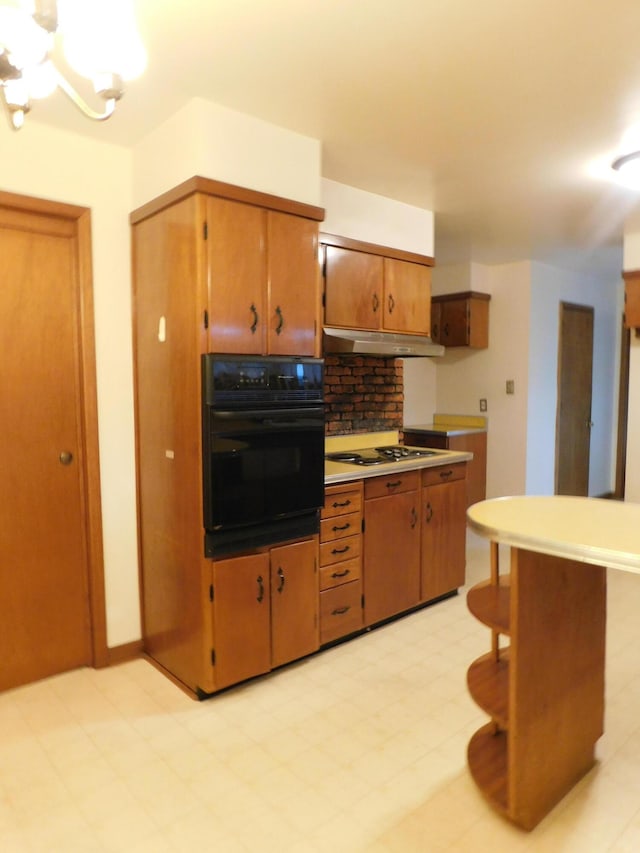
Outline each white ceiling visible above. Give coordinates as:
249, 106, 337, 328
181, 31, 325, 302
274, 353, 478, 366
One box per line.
22, 0, 640, 276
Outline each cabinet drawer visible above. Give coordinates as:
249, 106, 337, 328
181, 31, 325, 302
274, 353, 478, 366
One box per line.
364, 469, 419, 499
319, 556, 361, 591
320, 580, 363, 644
320, 534, 361, 567
422, 463, 466, 487
322, 488, 362, 519
320, 511, 361, 543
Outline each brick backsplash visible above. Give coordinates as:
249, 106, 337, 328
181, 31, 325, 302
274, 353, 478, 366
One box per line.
324, 355, 403, 435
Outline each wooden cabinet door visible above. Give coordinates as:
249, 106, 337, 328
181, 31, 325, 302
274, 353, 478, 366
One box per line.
212, 552, 271, 690
363, 491, 421, 626
270, 538, 319, 667
421, 480, 466, 602
439, 298, 470, 346
207, 197, 266, 354
324, 245, 383, 329
383, 258, 431, 335
267, 212, 320, 356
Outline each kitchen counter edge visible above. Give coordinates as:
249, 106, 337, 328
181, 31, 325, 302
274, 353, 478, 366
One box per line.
325, 449, 473, 485
404, 424, 486, 437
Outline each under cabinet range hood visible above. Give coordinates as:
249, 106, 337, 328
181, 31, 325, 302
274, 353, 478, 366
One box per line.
323, 327, 445, 357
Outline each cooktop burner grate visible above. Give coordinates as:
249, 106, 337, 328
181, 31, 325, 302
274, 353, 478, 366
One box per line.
325, 445, 438, 466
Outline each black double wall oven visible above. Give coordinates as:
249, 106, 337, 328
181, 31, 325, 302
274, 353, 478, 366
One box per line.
202, 354, 325, 557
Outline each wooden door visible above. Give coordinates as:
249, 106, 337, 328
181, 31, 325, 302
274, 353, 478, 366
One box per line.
212, 552, 271, 690
421, 480, 466, 602
0, 200, 103, 691
267, 212, 320, 356
383, 258, 430, 334
555, 303, 594, 496
270, 538, 319, 667
363, 491, 421, 625
324, 246, 383, 330
207, 197, 266, 354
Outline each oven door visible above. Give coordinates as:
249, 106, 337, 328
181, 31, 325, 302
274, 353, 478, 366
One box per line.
203, 405, 325, 554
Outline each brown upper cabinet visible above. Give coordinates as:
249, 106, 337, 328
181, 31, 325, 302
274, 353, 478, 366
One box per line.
208, 197, 321, 355
322, 235, 433, 336
131, 176, 324, 360
623, 270, 640, 331
431, 291, 491, 348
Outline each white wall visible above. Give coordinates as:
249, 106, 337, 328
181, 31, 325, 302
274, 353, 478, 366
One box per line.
0, 120, 140, 647
433, 261, 531, 498
133, 98, 322, 209
402, 358, 437, 425
527, 262, 622, 496
321, 178, 434, 256
623, 233, 640, 502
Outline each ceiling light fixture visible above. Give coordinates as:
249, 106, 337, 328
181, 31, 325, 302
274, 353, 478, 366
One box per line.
0, 0, 146, 130
611, 150, 640, 190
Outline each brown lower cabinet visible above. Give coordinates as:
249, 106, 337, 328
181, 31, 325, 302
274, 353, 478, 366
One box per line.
212, 537, 319, 691
421, 465, 467, 601
404, 429, 487, 508
363, 471, 421, 625
363, 463, 468, 627
319, 482, 364, 643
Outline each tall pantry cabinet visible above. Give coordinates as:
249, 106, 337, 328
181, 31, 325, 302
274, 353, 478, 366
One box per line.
131, 177, 324, 696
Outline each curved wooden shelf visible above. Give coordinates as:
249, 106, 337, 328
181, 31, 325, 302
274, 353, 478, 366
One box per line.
467, 722, 509, 816
466, 579, 511, 634
467, 649, 510, 728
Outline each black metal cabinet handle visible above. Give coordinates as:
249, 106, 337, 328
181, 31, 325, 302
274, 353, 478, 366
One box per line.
425, 502, 433, 523
388, 293, 395, 314
249, 303, 259, 334
332, 499, 352, 508
372, 293, 379, 313
439, 470, 453, 480
386, 480, 402, 489
331, 568, 351, 579
277, 566, 285, 593
331, 545, 351, 555
410, 507, 417, 528
332, 606, 350, 616
332, 522, 351, 532
256, 575, 265, 603
275, 305, 284, 336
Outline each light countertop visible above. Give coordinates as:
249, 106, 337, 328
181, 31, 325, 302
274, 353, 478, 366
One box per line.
404, 423, 487, 436
467, 495, 640, 574
405, 413, 487, 437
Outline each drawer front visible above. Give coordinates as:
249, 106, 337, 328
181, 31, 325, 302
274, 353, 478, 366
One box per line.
319, 556, 361, 591
322, 488, 363, 519
320, 511, 361, 543
320, 580, 363, 644
320, 534, 361, 567
422, 462, 467, 487
364, 469, 419, 499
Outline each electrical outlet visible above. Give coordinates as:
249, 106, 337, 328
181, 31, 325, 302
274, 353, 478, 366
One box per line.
506, 380, 515, 395
479, 398, 487, 412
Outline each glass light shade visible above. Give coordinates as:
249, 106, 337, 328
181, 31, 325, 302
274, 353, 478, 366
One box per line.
0, 6, 49, 69
612, 152, 640, 191
22, 59, 58, 98
57, 0, 146, 81
3, 75, 30, 108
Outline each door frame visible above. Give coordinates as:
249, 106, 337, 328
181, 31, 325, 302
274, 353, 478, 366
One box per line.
615, 319, 630, 499
1, 190, 108, 667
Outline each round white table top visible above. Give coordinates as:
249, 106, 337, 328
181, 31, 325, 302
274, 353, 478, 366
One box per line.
467, 495, 640, 574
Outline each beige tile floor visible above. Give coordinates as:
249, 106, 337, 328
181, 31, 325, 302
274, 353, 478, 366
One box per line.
3, 532, 640, 851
